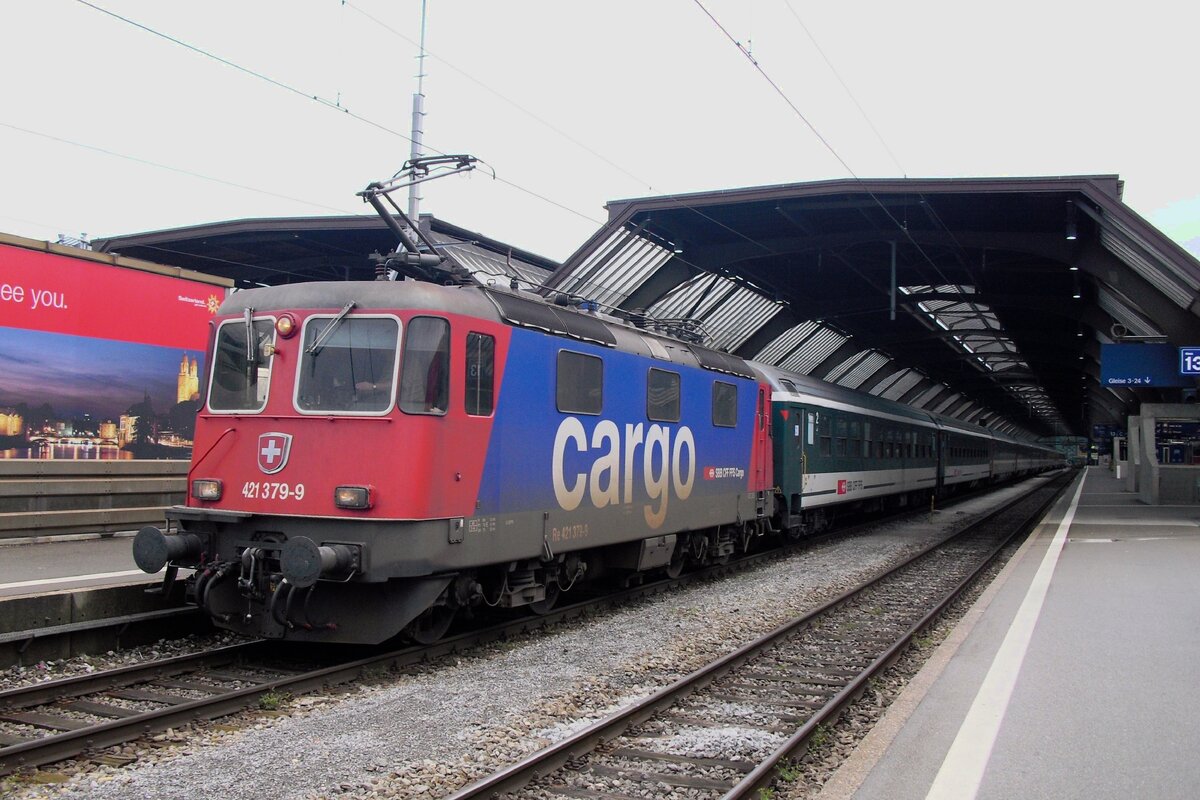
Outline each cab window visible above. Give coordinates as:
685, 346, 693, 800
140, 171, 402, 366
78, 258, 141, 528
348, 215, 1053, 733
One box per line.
296, 316, 399, 414
399, 317, 450, 415
208, 317, 276, 412
465, 332, 495, 416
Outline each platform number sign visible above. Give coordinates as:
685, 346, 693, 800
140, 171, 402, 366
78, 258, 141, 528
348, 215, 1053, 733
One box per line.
1181, 348, 1200, 376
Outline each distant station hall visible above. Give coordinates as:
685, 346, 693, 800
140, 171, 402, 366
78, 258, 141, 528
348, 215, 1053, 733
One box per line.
2, 173, 1200, 798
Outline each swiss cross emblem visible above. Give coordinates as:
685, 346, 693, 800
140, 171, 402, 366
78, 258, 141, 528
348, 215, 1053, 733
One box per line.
257, 432, 293, 475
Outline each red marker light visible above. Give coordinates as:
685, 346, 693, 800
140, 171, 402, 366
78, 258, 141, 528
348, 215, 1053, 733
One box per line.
276, 314, 297, 338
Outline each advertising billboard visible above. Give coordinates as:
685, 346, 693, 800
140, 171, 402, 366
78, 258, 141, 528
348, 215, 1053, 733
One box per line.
0, 236, 230, 460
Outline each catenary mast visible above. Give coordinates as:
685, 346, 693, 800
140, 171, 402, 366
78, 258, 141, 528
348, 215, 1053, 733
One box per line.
407, 0, 429, 222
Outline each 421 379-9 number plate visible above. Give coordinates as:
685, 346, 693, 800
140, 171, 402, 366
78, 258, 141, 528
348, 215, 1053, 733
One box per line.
242, 481, 306, 500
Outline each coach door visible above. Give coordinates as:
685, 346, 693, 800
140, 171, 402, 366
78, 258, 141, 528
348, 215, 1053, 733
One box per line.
771, 400, 802, 507
935, 430, 947, 491
754, 387, 772, 491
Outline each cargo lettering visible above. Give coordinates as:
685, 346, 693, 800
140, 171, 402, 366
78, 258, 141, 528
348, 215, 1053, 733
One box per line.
552, 417, 696, 529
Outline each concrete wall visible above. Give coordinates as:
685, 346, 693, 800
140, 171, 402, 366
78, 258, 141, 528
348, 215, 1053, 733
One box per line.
1133, 404, 1200, 505
0, 460, 187, 540
1126, 416, 1141, 493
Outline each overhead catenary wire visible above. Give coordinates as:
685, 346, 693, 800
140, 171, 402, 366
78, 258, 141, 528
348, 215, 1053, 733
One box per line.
67, 0, 773, 261
773, 2, 990, 294
690, 0, 953, 289
0, 120, 362, 218
779, 0, 908, 178
771, 4, 1032, 396
689, 0, 1052, 434
343, 1, 656, 194
71, 0, 602, 227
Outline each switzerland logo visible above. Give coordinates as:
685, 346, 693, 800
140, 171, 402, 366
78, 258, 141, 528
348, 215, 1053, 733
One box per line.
258, 432, 293, 475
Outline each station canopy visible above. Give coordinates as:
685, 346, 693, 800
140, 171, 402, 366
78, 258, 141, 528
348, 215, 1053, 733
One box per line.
541, 175, 1200, 440
96, 175, 1200, 441
94, 214, 556, 290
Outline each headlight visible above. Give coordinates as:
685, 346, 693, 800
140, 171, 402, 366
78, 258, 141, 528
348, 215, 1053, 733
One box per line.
334, 485, 373, 509
191, 479, 223, 501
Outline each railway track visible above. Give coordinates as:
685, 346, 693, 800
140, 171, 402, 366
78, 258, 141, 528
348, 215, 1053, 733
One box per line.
0, 474, 1064, 780
0, 535, 801, 777
443, 470, 1075, 800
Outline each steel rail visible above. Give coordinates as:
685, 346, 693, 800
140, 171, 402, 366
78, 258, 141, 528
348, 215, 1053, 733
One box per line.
723, 470, 1076, 798
442, 470, 1076, 799
0, 472, 1063, 778
0, 527, 805, 776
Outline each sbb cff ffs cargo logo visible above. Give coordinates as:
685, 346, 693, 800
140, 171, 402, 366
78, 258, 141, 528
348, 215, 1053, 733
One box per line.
258, 433, 293, 475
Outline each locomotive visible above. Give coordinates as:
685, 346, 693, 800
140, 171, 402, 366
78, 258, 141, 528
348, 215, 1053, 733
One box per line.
133, 166, 1063, 645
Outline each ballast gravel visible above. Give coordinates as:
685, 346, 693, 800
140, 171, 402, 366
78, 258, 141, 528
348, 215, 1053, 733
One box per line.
3, 481, 1040, 800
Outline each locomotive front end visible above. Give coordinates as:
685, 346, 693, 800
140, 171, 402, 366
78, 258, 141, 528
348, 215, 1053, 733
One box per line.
134, 284, 502, 644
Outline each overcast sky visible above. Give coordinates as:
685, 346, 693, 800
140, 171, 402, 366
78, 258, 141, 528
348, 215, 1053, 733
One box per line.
2, 0, 1197, 264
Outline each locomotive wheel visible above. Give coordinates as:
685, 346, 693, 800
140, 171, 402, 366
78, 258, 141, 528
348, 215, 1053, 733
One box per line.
665, 545, 687, 579
407, 605, 456, 644
529, 581, 560, 615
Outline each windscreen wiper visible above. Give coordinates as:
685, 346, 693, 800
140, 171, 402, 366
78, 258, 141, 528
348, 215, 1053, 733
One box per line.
244, 307, 257, 369
306, 302, 357, 356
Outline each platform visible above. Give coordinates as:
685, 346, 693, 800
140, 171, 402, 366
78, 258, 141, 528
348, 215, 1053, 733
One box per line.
0, 532, 151, 599
820, 466, 1200, 800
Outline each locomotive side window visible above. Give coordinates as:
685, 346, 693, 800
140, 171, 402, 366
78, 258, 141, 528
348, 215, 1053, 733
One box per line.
557, 351, 603, 414
400, 317, 450, 415
647, 368, 681, 422
208, 318, 276, 413
465, 332, 495, 416
711, 381, 738, 427
297, 316, 400, 415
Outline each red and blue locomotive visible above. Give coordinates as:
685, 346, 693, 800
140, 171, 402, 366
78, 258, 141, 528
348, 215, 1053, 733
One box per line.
134, 278, 776, 643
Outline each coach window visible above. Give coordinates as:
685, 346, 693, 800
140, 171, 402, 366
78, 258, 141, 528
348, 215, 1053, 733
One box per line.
399, 317, 450, 415
209, 317, 276, 413
296, 316, 399, 415
558, 351, 604, 414
711, 381, 738, 427
647, 368, 681, 422
465, 332, 495, 416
